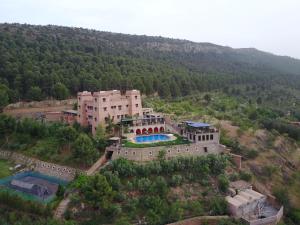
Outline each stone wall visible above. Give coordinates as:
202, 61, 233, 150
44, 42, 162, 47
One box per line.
166, 215, 229, 225
0, 150, 83, 181
242, 206, 283, 225
110, 143, 225, 161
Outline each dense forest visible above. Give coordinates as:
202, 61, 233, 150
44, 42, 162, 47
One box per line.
1, 23, 300, 108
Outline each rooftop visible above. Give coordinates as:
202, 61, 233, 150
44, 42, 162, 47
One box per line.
185, 121, 211, 128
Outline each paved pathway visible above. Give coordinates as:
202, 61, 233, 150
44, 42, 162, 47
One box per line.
86, 154, 107, 175
54, 154, 108, 219
54, 197, 71, 219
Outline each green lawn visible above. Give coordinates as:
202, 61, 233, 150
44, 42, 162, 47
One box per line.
122, 134, 190, 148
0, 159, 13, 179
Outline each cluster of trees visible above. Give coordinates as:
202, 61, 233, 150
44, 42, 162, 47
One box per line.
1, 23, 300, 105
262, 119, 300, 141
66, 155, 230, 224
107, 154, 228, 179
0, 114, 107, 166
0, 207, 75, 225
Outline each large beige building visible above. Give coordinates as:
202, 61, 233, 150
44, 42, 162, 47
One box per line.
77, 90, 142, 134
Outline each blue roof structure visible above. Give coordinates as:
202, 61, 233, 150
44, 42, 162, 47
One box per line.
185, 121, 211, 128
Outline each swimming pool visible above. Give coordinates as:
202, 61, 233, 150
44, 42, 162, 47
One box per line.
134, 134, 171, 143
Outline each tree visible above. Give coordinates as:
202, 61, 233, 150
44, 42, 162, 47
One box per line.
0, 84, 9, 112
27, 86, 43, 101
72, 134, 98, 165
204, 94, 211, 104
57, 126, 78, 150
209, 196, 228, 215
151, 176, 168, 197
217, 174, 229, 192
256, 97, 262, 105
157, 149, 166, 161
81, 174, 114, 209
115, 216, 131, 225
0, 114, 16, 143
52, 82, 69, 100
94, 124, 108, 150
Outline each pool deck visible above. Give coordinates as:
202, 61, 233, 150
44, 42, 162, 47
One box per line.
129, 133, 177, 144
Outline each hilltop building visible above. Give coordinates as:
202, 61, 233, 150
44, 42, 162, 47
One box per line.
226, 181, 283, 225
77, 90, 142, 134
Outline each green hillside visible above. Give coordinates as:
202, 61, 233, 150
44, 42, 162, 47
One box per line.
1, 23, 300, 107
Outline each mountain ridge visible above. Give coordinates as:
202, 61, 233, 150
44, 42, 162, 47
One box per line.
0, 23, 300, 102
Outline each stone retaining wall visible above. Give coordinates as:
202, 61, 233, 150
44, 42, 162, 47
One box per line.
242, 206, 283, 225
110, 143, 225, 161
0, 150, 83, 181
166, 215, 229, 225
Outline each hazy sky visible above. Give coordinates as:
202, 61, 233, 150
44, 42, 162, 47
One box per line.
1, 0, 300, 58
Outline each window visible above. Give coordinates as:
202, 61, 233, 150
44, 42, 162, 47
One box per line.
78, 105, 81, 109
177, 149, 180, 153
206, 135, 209, 140
117, 115, 120, 119
94, 127, 97, 130
189, 134, 192, 139
94, 117, 97, 121
94, 107, 97, 111
133, 151, 136, 155
168, 150, 171, 153
149, 151, 153, 155
135, 96, 138, 99
125, 151, 128, 155
204, 147, 208, 153
103, 107, 107, 111
193, 135, 196, 140
136, 104, 139, 107
117, 151, 120, 155
95, 98, 97, 102
118, 105, 122, 110
186, 148, 189, 152
198, 136, 201, 141
102, 98, 106, 102
210, 134, 213, 140
202, 135, 206, 141
126, 105, 129, 107
79, 97, 81, 100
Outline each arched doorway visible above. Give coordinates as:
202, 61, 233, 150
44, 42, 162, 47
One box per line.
136, 129, 141, 135
160, 127, 164, 132
148, 127, 153, 133
142, 128, 147, 134
154, 127, 158, 133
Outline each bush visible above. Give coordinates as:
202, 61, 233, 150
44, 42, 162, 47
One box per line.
245, 149, 259, 159
209, 196, 228, 215
170, 174, 183, 187
239, 171, 252, 182
217, 174, 229, 192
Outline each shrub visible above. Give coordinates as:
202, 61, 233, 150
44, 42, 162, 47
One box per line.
170, 174, 183, 187
239, 171, 252, 182
209, 196, 228, 215
217, 174, 229, 192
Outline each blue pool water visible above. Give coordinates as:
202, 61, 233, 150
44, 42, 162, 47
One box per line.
134, 134, 171, 143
